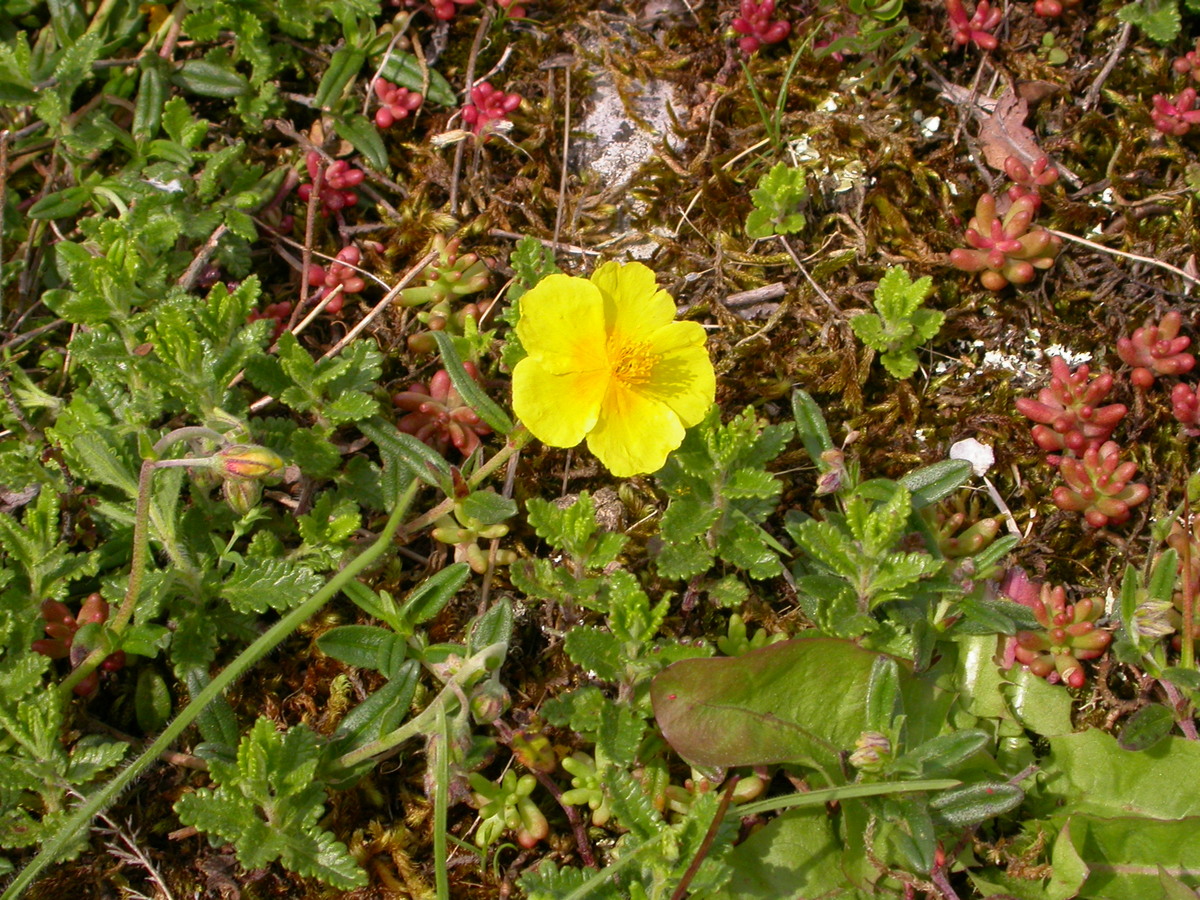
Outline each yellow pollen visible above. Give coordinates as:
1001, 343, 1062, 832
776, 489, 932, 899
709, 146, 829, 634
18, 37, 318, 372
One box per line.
610, 339, 656, 385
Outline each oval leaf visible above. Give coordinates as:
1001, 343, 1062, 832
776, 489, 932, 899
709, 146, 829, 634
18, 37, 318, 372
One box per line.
899, 458, 973, 509
333, 113, 388, 173
929, 781, 1023, 828
651, 637, 887, 769
1118, 703, 1175, 752
170, 59, 249, 98
317, 624, 407, 676
378, 51, 456, 106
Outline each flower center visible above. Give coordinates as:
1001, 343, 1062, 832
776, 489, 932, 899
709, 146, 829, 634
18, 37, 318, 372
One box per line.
610, 338, 656, 386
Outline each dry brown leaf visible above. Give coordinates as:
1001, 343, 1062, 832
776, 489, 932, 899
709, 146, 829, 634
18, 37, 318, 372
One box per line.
977, 89, 1048, 174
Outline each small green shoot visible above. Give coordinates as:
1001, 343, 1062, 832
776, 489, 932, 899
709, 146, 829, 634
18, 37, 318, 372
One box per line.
746, 162, 810, 240
850, 266, 944, 379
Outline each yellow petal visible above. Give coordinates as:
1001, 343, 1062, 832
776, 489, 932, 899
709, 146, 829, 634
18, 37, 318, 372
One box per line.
512, 356, 608, 447
516, 274, 608, 375
586, 381, 685, 477
641, 321, 716, 428
590, 261, 677, 343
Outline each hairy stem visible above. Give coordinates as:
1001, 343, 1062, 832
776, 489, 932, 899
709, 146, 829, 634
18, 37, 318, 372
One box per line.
5, 480, 420, 900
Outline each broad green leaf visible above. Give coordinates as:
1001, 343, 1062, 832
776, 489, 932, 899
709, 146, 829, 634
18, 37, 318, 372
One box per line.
651, 636, 884, 770
1065, 814, 1200, 898
1003, 664, 1073, 737
1043, 729, 1200, 819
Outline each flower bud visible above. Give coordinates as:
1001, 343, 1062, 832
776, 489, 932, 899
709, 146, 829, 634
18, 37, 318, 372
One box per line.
470, 679, 511, 724
212, 444, 285, 481
224, 478, 263, 516
849, 731, 892, 771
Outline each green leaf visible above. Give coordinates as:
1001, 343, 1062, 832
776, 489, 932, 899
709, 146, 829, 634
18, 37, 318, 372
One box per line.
1117, 0, 1181, 43
135, 669, 173, 733
27, 187, 91, 220
171, 59, 250, 97
317, 625, 407, 676
898, 729, 989, 774
850, 312, 888, 352
378, 51, 457, 106
468, 597, 512, 655
219, 558, 325, 614
332, 113, 388, 172
1043, 729, 1200, 819
880, 349, 920, 379
314, 47, 366, 110
865, 655, 902, 732
1062, 814, 1200, 899
431, 331, 513, 435
174, 718, 366, 890
460, 491, 517, 526
1118, 703, 1175, 751
746, 162, 810, 239
652, 637, 885, 770
359, 418, 452, 488
791, 389, 834, 462
899, 459, 973, 509
563, 627, 624, 682
928, 781, 1023, 828
399, 562, 471, 628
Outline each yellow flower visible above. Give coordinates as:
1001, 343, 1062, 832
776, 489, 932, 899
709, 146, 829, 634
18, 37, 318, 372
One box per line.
512, 261, 715, 477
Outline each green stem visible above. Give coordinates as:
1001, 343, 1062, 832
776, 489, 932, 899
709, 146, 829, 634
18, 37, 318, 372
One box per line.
59, 455, 214, 698
400, 427, 530, 538
434, 704, 451, 900
5, 480, 420, 900
333, 640, 507, 771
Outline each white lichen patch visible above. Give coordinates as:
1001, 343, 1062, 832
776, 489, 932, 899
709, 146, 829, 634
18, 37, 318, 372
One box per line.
573, 71, 685, 193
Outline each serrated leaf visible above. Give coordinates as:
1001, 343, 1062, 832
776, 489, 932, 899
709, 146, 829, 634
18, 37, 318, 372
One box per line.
1117, 0, 1181, 43
64, 736, 127, 784
219, 558, 325, 614
563, 627, 624, 682
880, 349, 920, 379
323, 389, 378, 425
655, 537, 715, 580
461, 490, 518, 526
850, 312, 888, 352
175, 718, 366, 890
874, 266, 930, 322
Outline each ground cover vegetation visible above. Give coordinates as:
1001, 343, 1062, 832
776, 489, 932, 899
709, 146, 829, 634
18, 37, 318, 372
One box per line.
2, 0, 1200, 897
